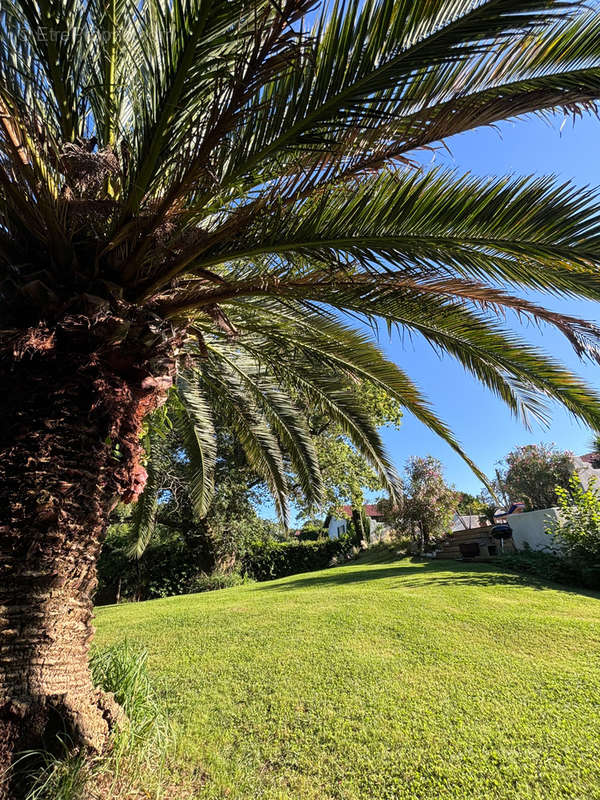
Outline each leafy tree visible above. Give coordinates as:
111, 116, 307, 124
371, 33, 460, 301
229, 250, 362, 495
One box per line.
589, 433, 600, 455
382, 456, 459, 550
456, 492, 487, 518
478, 503, 499, 527
3, 0, 600, 782
126, 402, 274, 565
498, 443, 575, 510
455, 491, 497, 526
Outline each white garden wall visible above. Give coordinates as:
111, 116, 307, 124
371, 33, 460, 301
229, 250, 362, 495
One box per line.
508, 508, 561, 552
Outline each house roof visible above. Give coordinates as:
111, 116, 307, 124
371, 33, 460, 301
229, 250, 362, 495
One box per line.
579, 452, 600, 465
338, 504, 384, 519
364, 504, 385, 518
451, 513, 484, 532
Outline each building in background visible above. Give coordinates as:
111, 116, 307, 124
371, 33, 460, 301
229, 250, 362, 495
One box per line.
324, 504, 388, 541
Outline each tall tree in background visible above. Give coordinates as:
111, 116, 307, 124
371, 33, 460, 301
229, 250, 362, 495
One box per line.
497, 443, 575, 510
99, 418, 280, 603
4, 0, 600, 784
382, 456, 459, 549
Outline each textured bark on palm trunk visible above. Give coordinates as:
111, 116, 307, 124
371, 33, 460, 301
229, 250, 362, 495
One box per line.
0, 304, 177, 798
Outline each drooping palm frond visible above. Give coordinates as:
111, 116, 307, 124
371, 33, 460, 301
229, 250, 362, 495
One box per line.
126, 333, 404, 552
3, 0, 600, 512
170, 372, 217, 518
201, 349, 322, 506
206, 300, 485, 478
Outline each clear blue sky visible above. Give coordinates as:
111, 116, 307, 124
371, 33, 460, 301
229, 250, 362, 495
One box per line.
379, 112, 600, 496
262, 112, 600, 520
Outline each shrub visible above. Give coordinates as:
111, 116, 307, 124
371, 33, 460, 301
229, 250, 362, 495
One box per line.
186, 569, 250, 593
97, 527, 351, 602
242, 537, 355, 581
487, 474, 600, 592
547, 475, 600, 563
495, 546, 600, 591
96, 529, 200, 603
494, 550, 582, 587
297, 527, 325, 541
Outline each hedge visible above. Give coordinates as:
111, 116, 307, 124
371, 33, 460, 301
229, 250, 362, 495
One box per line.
493, 550, 600, 590
242, 537, 355, 581
297, 527, 325, 541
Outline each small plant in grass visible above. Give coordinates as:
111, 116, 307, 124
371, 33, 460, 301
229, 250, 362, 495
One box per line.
187, 568, 251, 594
15, 745, 90, 800
17, 642, 173, 800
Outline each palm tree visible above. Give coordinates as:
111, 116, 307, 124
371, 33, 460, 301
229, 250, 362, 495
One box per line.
3, 0, 600, 781
590, 433, 600, 454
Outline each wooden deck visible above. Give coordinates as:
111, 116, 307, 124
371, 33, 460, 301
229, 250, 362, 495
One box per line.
436, 525, 515, 560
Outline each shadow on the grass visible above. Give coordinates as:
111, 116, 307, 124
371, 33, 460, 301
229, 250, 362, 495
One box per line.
256, 557, 600, 599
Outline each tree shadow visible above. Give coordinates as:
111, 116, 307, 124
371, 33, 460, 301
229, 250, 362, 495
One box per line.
256, 557, 600, 600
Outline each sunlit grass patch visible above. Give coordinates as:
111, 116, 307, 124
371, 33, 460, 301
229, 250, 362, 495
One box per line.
96, 557, 600, 799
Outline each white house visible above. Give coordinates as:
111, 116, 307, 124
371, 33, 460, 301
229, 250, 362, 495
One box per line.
324, 504, 389, 541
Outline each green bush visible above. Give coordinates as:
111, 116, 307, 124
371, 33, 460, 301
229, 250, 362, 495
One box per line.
96, 529, 201, 603
186, 569, 250, 593
97, 528, 353, 602
489, 475, 600, 592
242, 537, 355, 581
547, 475, 600, 562
494, 550, 582, 587
493, 549, 600, 590
297, 527, 324, 541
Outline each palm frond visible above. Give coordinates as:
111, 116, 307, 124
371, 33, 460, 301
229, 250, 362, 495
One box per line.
215, 299, 485, 484
171, 370, 217, 518
157, 170, 600, 297
199, 356, 291, 524
205, 0, 591, 192
202, 343, 323, 506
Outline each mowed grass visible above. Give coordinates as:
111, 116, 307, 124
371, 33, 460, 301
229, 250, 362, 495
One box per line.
95, 556, 600, 800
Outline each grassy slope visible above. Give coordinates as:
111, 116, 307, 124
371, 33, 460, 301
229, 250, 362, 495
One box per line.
96, 556, 600, 800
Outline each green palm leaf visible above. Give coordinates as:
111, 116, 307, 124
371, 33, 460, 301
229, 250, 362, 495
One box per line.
4, 0, 600, 523
171, 371, 217, 518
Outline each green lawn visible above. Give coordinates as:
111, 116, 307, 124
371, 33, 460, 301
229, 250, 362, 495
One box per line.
95, 556, 600, 800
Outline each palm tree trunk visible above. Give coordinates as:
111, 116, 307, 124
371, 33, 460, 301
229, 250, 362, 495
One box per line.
0, 307, 177, 796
